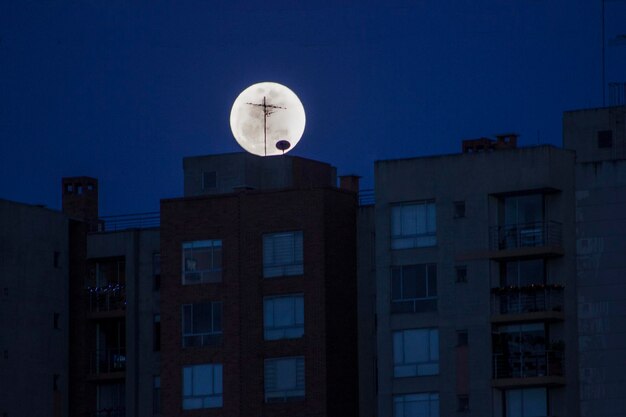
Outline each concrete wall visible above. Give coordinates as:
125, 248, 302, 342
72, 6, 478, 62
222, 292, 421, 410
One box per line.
373, 146, 578, 417
575, 161, 626, 417
183, 152, 337, 197
86, 228, 160, 417
0, 199, 69, 417
563, 106, 626, 163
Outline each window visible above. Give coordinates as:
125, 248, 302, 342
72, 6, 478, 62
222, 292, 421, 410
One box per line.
457, 395, 469, 412
455, 265, 467, 283
182, 240, 222, 284
505, 388, 546, 417
391, 201, 436, 249
182, 364, 223, 409
264, 295, 304, 340
500, 259, 545, 287
457, 330, 468, 347
263, 231, 303, 278
598, 130, 613, 148
391, 264, 437, 313
203, 171, 217, 190
265, 357, 305, 402
152, 252, 161, 291
153, 315, 161, 352
454, 201, 466, 218
153, 376, 161, 415
182, 302, 222, 347
393, 392, 439, 417
393, 328, 439, 377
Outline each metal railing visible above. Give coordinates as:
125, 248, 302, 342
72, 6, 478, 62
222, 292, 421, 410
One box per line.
359, 189, 375, 206
94, 212, 160, 232
84, 408, 126, 417
490, 221, 562, 250
87, 286, 126, 312
493, 350, 564, 379
90, 347, 126, 374
491, 286, 564, 315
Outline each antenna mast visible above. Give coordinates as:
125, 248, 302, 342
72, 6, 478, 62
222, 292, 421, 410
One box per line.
246, 97, 286, 156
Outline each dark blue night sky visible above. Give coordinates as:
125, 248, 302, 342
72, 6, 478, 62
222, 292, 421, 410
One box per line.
1, 1, 625, 215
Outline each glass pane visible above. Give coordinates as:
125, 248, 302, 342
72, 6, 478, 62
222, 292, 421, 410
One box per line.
192, 365, 212, 396
428, 266, 437, 297
183, 398, 202, 410
392, 268, 402, 300
403, 266, 419, 299
430, 396, 439, 417
193, 303, 213, 334
518, 259, 544, 286
295, 296, 304, 324
404, 330, 428, 363
402, 205, 418, 236
414, 266, 427, 298
275, 359, 296, 390
274, 298, 295, 327
430, 330, 439, 360
414, 204, 426, 235
213, 364, 223, 394
294, 232, 303, 263
183, 367, 193, 396
523, 388, 546, 417
264, 299, 274, 327
427, 203, 436, 234
506, 389, 522, 417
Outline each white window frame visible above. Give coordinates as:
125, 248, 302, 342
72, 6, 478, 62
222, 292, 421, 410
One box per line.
182, 302, 223, 347
182, 240, 222, 285
182, 364, 223, 409
264, 356, 305, 402
393, 328, 439, 377
391, 201, 436, 249
263, 231, 303, 278
264, 294, 304, 340
393, 392, 439, 417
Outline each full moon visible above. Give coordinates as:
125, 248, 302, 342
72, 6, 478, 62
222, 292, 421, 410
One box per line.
230, 82, 306, 157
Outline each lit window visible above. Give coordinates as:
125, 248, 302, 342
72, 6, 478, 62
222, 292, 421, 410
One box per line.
182, 364, 223, 409
182, 240, 222, 284
393, 328, 439, 377
394, 393, 439, 417
391, 264, 437, 313
264, 295, 304, 340
264, 357, 305, 402
263, 231, 303, 278
391, 201, 436, 249
182, 302, 222, 347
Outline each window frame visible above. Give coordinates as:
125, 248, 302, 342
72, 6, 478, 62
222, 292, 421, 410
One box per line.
182, 240, 222, 285
393, 328, 439, 377
182, 301, 223, 348
182, 363, 223, 409
390, 201, 437, 249
263, 231, 304, 278
393, 392, 439, 417
264, 356, 305, 403
391, 264, 437, 313
263, 294, 305, 340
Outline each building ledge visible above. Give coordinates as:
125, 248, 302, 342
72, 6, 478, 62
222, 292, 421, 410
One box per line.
492, 376, 565, 389
456, 246, 564, 261
88, 310, 126, 320
86, 371, 126, 382
491, 310, 565, 323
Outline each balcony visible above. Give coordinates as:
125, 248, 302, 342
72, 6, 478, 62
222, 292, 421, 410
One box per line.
89, 348, 126, 379
86, 285, 126, 318
491, 285, 564, 323
488, 221, 563, 259
492, 350, 565, 388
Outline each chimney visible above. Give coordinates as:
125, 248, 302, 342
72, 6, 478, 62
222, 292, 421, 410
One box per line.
62, 176, 99, 230
339, 175, 361, 193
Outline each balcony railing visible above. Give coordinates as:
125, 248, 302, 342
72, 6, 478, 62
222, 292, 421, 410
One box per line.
490, 221, 562, 251
84, 408, 126, 417
493, 350, 564, 379
90, 348, 126, 375
87, 286, 126, 313
94, 212, 160, 233
491, 285, 564, 315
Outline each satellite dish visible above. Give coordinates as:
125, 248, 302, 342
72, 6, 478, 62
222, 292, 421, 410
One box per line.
229, 82, 306, 157
276, 140, 291, 153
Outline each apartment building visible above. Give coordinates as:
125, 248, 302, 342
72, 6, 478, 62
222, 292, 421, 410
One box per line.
159, 153, 359, 417
564, 106, 626, 417
62, 177, 160, 417
0, 199, 69, 417
371, 137, 579, 417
